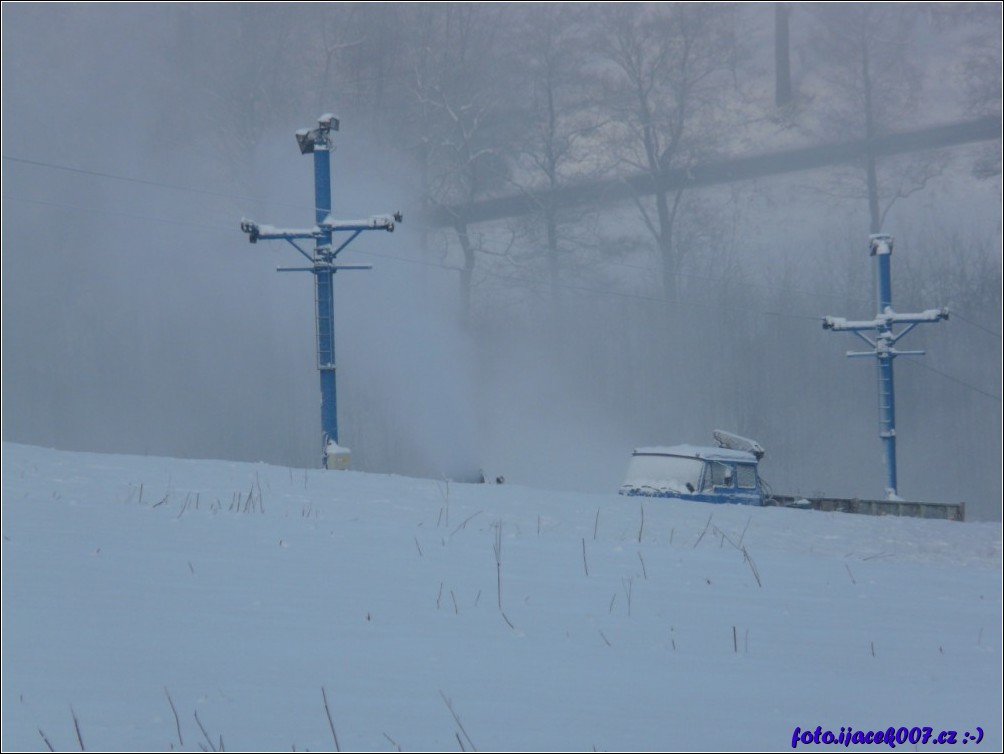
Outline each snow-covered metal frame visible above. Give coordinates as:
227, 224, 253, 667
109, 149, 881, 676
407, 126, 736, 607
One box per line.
822, 234, 948, 499
240, 114, 402, 469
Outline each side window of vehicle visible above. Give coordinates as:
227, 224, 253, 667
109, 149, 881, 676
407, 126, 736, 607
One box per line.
736, 464, 757, 488
700, 463, 714, 491
709, 462, 733, 487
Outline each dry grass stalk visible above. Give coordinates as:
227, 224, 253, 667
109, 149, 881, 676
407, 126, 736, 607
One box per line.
322, 686, 341, 752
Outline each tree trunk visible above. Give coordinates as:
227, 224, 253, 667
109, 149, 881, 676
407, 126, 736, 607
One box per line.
545, 207, 560, 320
866, 154, 882, 234
454, 221, 476, 327
774, 3, 793, 108
861, 41, 882, 233
655, 188, 677, 311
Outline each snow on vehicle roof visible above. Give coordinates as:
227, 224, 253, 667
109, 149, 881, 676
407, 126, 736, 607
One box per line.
632, 445, 758, 463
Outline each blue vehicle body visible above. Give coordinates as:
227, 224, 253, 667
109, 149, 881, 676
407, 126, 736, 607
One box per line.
619, 445, 764, 506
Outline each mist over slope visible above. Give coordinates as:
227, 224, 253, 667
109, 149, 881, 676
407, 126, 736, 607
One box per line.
2, 3, 1000, 520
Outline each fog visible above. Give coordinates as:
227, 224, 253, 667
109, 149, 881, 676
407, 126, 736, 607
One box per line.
2, 3, 1000, 519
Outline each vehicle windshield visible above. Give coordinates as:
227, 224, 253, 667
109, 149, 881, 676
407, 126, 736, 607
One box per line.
622, 454, 705, 493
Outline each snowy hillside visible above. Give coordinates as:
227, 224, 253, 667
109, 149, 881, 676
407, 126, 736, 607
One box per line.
2, 443, 1001, 752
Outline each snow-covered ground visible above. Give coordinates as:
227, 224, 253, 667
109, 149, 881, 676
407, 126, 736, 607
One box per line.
2, 442, 1000, 752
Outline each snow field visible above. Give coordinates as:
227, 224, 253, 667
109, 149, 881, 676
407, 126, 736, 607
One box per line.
1, 443, 1000, 751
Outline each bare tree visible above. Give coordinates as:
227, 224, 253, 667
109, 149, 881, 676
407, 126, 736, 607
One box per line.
508, 5, 609, 328
307, 3, 418, 144
406, 3, 522, 325
160, 5, 313, 182
956, 4, 1002, 179
598, 3, 739, 310
805, 4, 946, 233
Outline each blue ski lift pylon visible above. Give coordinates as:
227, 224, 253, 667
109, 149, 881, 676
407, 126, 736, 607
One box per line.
822, 235, 948, 499
240, 114, 402, 469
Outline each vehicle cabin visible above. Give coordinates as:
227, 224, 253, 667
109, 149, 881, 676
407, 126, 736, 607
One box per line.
619, 445, 764, 506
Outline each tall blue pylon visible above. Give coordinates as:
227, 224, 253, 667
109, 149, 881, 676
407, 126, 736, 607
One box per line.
240, 114, 401, 469
822, 234, 948, 499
